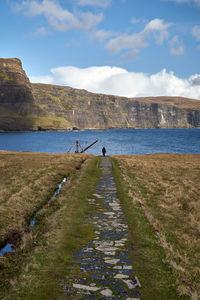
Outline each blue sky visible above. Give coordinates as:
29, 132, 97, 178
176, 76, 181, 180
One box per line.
1, 0, 200, 98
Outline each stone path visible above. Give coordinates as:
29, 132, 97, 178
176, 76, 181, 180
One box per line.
60, 157, 141, 299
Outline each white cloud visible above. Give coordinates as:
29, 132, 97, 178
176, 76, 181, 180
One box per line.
144, 19, 171, 45
169, 36, 184, 55
30, 65, 200, 99
76, 0, 111, 7
106, 19, 171, 54
121, 49, 139, 60
14, 0, 103, 31
144, 18, 170, 31
170, 45, 184, 55
192, 25, 200, 41
92, 29, 115, 43
106, 32, 147, 54
190, 74, 200, 85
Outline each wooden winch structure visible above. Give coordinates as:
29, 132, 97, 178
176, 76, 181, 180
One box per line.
67, 140, 98, 153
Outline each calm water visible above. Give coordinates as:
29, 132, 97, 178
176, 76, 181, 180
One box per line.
0, 129, 200, 155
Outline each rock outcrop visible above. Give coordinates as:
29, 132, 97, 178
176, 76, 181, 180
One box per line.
0, 58, 200, 131
0, 58, 41, 131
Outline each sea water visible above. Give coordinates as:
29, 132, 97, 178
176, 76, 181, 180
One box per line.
0, 129, 200, 155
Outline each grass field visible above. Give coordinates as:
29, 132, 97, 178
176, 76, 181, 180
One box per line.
113, 154, 200, 299
0, 151, 90, 245
0, 151, 102, 299
0, 152, 199, 299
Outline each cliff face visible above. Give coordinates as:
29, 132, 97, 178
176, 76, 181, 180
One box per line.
32, 83, 200, 130
0, 58, 41, 131
0, 58, 200, 131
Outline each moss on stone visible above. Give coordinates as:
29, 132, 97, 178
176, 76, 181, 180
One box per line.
0, 73, 12, 82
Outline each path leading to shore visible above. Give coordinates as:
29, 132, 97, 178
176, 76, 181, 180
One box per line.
60, 157, 141, 299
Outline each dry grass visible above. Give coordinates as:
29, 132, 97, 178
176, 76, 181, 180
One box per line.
114, 154, 200, 298
132, 96, 200, 110
0, 150, 90, 244
0, 155, 100, 299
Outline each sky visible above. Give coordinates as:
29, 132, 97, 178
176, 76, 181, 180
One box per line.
1, 0, 200, 99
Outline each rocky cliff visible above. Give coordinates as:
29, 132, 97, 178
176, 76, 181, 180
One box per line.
32, 83, 200, 130
0, 58, 200, 131
0, 58, 41, 131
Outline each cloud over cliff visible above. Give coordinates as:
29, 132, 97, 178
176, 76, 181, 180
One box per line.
30, 66, 200, 99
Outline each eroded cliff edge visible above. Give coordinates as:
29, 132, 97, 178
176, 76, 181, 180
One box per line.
0, 58, 42, 131
1, 58, 200, 131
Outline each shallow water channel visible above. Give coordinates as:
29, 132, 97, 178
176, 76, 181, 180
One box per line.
0, 177, 67, 257
0, 243, 15, 257
29, 177, 67, 227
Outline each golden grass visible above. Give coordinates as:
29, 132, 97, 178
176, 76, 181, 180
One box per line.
0, 150, 90, 244
114, 154, 200, 298
0, 156, 100, 299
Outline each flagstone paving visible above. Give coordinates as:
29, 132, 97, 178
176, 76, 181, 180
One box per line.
60, 157, 141, 299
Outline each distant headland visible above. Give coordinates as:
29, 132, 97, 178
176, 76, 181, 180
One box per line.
0, 58, 200, 131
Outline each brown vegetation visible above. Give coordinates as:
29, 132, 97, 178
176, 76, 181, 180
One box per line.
0, 154, 99, 300
132, 96, 200, 110
114, 154, 200, 298
0, 151, 90, 246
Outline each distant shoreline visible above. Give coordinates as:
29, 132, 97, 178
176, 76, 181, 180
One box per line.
0, 127, 200, 133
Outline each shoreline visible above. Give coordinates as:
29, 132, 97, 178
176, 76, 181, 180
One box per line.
0, 127, 200, 133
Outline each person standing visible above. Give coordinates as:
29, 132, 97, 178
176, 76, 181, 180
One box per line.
102, 147, 106, 156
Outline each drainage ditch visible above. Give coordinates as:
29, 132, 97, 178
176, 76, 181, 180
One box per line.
0, 176, 67, 257
29, 177, 67, 227
0, 243, 15, 257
